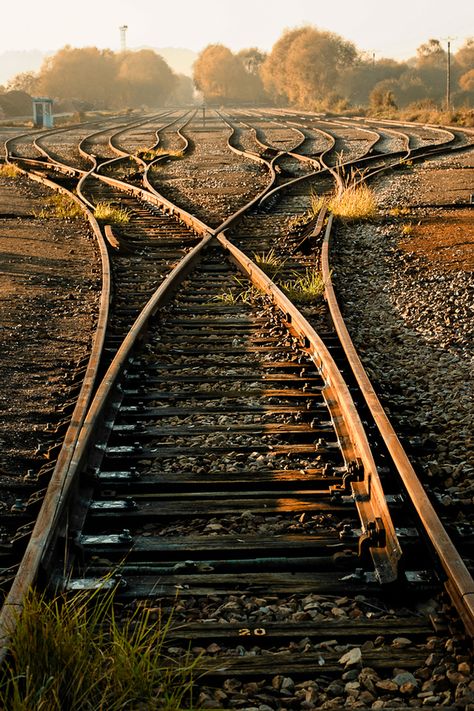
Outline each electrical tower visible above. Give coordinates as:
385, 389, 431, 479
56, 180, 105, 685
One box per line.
119, 25, 128, 52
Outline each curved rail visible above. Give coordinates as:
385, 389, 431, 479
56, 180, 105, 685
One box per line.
321, 213, 474, 636
0, 164, 112, 657
217, 232, 402, 583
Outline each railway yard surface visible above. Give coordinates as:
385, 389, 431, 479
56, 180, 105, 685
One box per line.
0, 109, 473, 709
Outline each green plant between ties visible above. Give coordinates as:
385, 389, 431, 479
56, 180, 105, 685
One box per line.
0, 585, 203, 710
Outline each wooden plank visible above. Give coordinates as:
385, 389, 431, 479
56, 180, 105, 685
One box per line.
106, 572, 399, 596
120, 389, 324, 401
80, 533, 350, 555
111, 423, 333, 437
117, 405, 325, 418
87, 496, 350, 518
198, 649, 428, 675
168, 618, 433, 642
105, 443, 338, 456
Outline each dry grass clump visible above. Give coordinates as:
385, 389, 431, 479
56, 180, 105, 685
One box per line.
137, 147, 184, 161
94, 201, 131, 224
37, 193, 84, 219
0, 163, 21, 179
0, 587, 201, 710
327, 183, 377, 222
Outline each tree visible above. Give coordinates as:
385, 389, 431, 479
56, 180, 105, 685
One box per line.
0, 90, 32, 117
369, 85, 397, 112
455, 38, 474, 72
237, 48, 267, 75
7, 71, 39, 94
170, 73, 195, 104
260, 28, 305, 104
262, 26, 357, 108
193, 44, 249, 103
116, 50, 177, 107
341, 57, 407, 106
38, 46, 117, 107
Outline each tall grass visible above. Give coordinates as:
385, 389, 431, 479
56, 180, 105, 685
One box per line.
0, 587, 201, 710
94, 201, 131, 225
328, 183, 377, 221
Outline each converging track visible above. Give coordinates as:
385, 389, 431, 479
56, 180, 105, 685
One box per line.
1, 107, 473, 708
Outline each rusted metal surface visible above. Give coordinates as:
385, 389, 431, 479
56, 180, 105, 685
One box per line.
217, 231, 403, 584
0, 166, 112, 659
321, 213, 474, 636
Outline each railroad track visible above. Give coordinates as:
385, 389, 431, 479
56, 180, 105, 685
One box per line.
1, 109, 473, 708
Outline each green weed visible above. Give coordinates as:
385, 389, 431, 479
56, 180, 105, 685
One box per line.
253, 248, 288, 279
281, 269, 326, 304
0, 586, 201, 710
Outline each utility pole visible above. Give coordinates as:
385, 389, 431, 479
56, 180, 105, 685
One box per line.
119, 25, 128, 53
441, 37, 456, 111
365, 50, 380, 68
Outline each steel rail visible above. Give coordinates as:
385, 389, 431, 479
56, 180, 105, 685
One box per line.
216, 231, 403, 583
321, 213, 474, 636
0, 232, 211, 661
0, 163, 112, 660
1, 110, 466, 669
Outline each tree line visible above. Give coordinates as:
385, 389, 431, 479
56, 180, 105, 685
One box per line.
194, 28, 473, 112
0, 27, 472, 118
0, 46, 193, 116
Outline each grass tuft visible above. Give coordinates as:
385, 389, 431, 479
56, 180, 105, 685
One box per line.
137, 147, 184, 161
37, 193, 84, 219
0, 163, 22, 179
215, 277, 257, 304
401, 222, 414, 235
0, 586, 201, 710
94, 201, 131, 224
327, 183, 377, 222
253, 249, 288, 279
281, 269, 326, 304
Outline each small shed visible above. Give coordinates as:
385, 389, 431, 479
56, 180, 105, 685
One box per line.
32, 97, 54, 128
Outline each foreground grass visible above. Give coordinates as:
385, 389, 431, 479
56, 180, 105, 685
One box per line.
0, 588, 201, 710
94, 201, 131, 224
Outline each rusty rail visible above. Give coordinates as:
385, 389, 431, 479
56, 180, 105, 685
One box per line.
321, 213, 474, 636
0, 164, 112, 660
217, 231, 403, 584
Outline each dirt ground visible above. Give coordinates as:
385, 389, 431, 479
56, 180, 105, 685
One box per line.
397, 154, 473, 271
0, 174, 100, 505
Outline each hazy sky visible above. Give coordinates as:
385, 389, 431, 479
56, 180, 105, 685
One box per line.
2, 0, 472, 59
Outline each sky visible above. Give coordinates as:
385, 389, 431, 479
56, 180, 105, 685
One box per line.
1, 0, 472, 60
